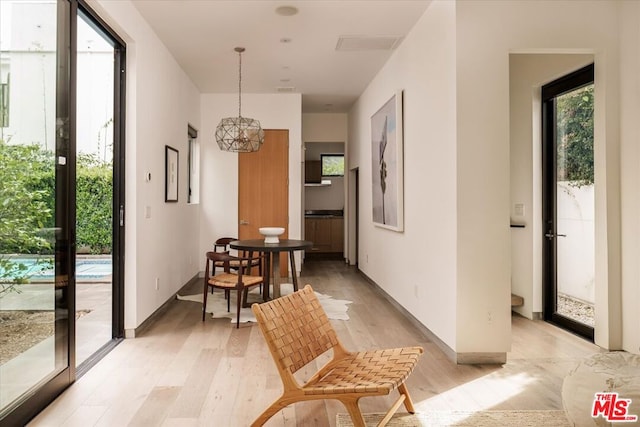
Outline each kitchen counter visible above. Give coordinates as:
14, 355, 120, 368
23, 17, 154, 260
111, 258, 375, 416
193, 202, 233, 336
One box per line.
305, 209, 343, 218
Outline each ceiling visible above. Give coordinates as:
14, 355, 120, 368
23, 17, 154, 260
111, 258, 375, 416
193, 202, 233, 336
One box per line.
130, 0, 431, 113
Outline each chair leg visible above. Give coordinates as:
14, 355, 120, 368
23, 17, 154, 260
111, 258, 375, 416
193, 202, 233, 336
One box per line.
226, 289, 230, 312
242, 287, 251, 308
236, 288, 242, 328
340, 398, 366, 427
398, 382, 416, 414
202, 284, 208, 321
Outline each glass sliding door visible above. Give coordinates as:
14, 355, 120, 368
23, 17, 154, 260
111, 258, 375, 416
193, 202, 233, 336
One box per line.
0, 0, 73, 422
75, 10, 115, 368
542, 63, 595, 341
0, 1, 124, 423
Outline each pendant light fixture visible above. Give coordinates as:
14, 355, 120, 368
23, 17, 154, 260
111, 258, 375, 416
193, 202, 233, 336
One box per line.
215, 47, 264, 152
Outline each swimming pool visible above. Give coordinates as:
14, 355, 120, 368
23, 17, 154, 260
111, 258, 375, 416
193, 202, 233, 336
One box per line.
0, 257, 112, 281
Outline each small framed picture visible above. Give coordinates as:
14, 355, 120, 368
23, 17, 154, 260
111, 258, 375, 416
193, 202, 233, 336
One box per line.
165, 145, 179, 202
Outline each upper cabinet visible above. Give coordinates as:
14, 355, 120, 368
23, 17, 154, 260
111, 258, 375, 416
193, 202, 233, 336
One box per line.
305, 160, 321, 183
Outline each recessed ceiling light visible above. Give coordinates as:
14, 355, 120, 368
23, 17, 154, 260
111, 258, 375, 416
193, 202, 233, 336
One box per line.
275, 5, 299, 16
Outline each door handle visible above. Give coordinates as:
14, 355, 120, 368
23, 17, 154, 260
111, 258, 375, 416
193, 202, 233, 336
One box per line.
545, 232, 567, 239
240, 220, 249, 225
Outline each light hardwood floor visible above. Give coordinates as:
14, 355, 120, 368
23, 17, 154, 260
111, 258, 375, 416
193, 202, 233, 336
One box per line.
29, 259, 601, 426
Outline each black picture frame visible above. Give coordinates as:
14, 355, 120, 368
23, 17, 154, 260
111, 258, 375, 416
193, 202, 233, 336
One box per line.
165, 145, 179, 202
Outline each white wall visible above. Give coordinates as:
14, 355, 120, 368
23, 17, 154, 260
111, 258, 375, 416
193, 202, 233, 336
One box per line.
456, 0, 621, 351
619, 0, 640, 355
509, 53, 593, 319
350, 0, 634, 358
91, 0, 202, 332
349, 0, 458, 351
87, 0, 640, 355
302, 113, 347, 143
198, 93, 303, 266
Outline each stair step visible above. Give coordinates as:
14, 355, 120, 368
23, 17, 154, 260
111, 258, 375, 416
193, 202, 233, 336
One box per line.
511, 293, 524, 307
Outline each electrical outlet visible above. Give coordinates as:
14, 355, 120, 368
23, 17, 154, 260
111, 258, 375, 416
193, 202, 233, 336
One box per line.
155, 277, 159, 290
487, 311, 493, 323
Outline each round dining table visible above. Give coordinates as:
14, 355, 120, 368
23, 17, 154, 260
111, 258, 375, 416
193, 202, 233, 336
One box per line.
229, 239, 312, 300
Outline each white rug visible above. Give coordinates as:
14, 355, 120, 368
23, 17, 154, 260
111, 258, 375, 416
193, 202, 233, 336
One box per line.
177, 283, 352, 323
336, 410, 571, 427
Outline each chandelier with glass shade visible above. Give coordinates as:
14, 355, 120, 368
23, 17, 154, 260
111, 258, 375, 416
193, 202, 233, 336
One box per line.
215, 47, 264, 152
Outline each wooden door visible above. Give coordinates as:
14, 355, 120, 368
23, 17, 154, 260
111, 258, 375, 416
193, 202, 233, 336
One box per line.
238, 129, 289, 276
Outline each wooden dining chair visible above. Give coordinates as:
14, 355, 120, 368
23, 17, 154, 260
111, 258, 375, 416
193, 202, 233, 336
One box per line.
213, 236, 263, 278
203, 251, 265, 328
250, 285, 424, 427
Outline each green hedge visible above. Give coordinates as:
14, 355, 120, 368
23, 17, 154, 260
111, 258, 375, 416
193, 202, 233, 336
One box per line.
0, 143, 112, 255
76, 155, 112, 254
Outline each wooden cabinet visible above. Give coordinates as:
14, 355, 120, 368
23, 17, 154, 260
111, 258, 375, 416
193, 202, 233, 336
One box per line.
305, 217, 343, 253
305, 160, 321, 183
330, 218, 343, 252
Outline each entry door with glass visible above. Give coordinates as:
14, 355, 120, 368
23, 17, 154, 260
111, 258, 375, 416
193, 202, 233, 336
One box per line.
542, 63, 595, 341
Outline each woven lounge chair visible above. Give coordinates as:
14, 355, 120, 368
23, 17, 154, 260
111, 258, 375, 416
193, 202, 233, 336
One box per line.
250, 284, 424, 427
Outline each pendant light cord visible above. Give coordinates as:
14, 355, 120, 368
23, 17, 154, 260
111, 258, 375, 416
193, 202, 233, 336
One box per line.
238, 49, 242, 119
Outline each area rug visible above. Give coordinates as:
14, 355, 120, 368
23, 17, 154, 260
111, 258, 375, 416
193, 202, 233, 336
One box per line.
336, 410, 571, 427
177, 283, 352, 323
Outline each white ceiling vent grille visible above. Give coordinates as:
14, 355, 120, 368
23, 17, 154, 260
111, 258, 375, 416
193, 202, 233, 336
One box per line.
336, 35, 403, 51
277, 86, 296, 93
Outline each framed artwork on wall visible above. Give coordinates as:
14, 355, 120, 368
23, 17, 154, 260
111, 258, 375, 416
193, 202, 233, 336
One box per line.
371, 90, 404, 232
165, 145, 179, 202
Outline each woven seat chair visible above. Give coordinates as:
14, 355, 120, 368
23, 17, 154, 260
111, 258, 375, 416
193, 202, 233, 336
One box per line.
213, 237, 261, 273
250, 284, 424, 427
203, 251, 266, 328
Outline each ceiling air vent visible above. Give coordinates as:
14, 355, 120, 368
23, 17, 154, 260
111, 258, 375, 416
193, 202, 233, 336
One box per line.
336, 35, 403, 51
277, 86, 296, 92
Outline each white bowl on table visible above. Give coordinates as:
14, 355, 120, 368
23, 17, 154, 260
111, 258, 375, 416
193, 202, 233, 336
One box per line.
259, 227, 285, 244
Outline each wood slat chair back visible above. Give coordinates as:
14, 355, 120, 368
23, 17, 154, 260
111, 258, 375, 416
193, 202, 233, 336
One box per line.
213, 237, 262, 275
251, 285, 424, 427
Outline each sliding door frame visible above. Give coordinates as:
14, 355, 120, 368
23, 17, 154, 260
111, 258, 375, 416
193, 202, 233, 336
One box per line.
1, 1, 126, 424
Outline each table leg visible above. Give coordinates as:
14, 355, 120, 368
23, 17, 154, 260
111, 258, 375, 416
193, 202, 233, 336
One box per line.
289, 250, 298, 292
263, 252, 271, 301
272, 252, 281, 299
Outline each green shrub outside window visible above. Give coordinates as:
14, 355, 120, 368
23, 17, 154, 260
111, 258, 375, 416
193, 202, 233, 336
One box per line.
321, 154, 344, 177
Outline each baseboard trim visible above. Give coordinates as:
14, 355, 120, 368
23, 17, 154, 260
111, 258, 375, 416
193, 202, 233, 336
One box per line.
125, 274, 200, 338
358, 269, 506, 365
